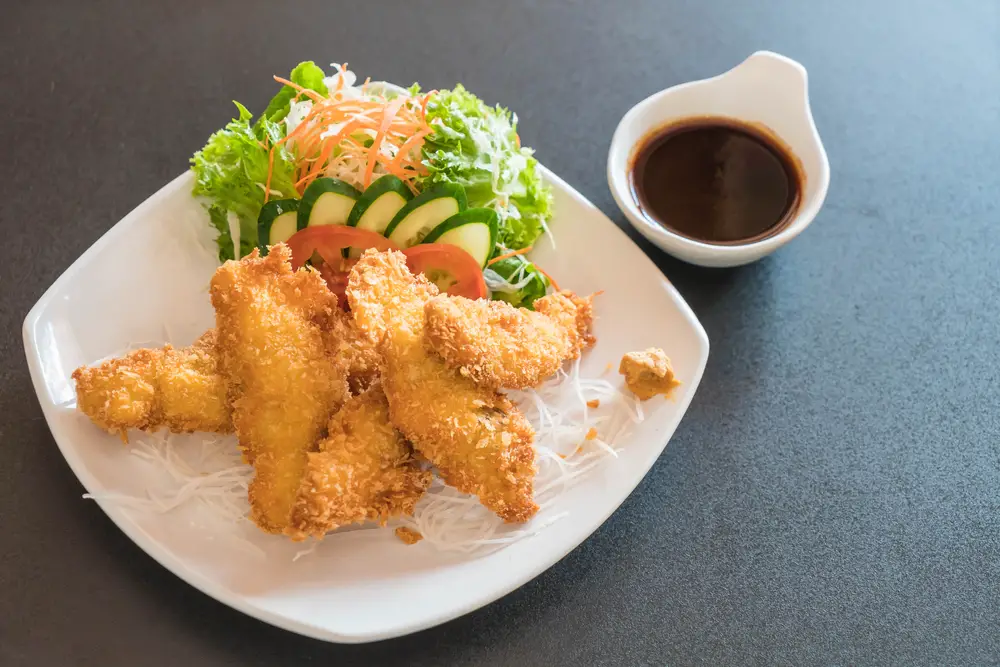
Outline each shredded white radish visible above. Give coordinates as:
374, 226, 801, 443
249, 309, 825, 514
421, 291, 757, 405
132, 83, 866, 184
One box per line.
81, 326, 642, 557
84, 431, 251, 524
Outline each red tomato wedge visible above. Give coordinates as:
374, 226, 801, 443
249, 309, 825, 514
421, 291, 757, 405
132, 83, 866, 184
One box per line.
285, 226, 400, 307
403, 243, 488, 299
283, 226, 486, 306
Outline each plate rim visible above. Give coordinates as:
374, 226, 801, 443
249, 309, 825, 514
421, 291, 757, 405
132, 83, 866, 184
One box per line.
23, 166, 709, 643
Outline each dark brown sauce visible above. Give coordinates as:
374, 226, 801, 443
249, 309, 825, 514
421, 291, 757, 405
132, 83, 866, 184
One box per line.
629, 117, 803, 245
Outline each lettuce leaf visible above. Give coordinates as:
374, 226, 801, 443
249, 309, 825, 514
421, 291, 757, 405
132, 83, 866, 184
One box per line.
191, 62, 328, 261
258, 60, 328, 126
419, 85, 553, 252
485, 257, 550, 309
191, 102, 296, 260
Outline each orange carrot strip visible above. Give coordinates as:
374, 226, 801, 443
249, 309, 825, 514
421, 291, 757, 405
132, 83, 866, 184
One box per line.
487, 246, 533, 266
271, 76, 325, 103
535, 265, 560, 291
389, 127, 431, 170
420, 91, 437, 123
264, 148, 276, 203
363, 97, 405, 188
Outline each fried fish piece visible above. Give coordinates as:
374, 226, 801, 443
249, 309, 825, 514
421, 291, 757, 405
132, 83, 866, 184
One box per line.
423, 290, 597, 390
210, 245, 349, 534
327, 310, 382, 395
619, 347, 681, 400
72, 330, 231, 441
348, 250, 538, 523
286, 383, 431, 540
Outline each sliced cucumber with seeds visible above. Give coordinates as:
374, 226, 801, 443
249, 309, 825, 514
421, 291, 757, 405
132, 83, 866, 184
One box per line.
298, 178, 361, 229
348, 175, 413, 234
257, 199, 300, 253
423, 208, 498, 267
385, 184, 467, 249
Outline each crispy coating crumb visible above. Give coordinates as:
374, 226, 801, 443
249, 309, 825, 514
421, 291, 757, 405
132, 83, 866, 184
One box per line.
619, 348, 681, 400
395, 526, 423, 545
348, 250, 538, 523
286, 384, 431, 541
211, 245, 349, 534
423, 290, 596, 390
327, 310, 382, 395
72, 330, 231, 441
535, 290, 597, 352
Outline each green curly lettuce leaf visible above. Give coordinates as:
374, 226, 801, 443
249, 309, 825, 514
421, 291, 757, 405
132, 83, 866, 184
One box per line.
419, 85, 553, 252
191, 62, 329, 261
258, 60, 328, 127
190, 102, 296, 260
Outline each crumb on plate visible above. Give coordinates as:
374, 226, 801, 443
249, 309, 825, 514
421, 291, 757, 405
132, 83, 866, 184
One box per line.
395, 526, 423, 545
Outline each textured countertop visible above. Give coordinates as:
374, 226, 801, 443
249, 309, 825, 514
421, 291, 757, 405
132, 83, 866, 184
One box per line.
2, 1, 998, 664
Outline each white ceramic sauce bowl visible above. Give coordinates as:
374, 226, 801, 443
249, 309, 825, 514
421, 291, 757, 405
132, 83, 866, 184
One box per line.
607, 51, 830, 268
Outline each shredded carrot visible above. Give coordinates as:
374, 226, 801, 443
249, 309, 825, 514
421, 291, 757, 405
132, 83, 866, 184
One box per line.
487, 246, 533, 266
586, 399, 600, 409
420, 91, 437, 122
262, 71, 438, 203
271, 76, 325, 103
585, 428, 598, 441
364, 97, 405, 188
264, 149, 276, 203
389, 128, 431, 171
535, 264, 560, 291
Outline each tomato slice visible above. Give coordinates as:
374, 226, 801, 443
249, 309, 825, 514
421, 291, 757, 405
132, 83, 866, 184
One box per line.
286, 225, 399, 270
283, 229, 486, 304
285, 226, 400, 308
403, 243, 488, 299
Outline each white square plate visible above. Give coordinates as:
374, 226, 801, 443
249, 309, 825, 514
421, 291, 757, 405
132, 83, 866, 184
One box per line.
23, 165, 708, 643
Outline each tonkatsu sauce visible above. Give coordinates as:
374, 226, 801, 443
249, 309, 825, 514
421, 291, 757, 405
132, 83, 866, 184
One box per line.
629, 118, 803, 245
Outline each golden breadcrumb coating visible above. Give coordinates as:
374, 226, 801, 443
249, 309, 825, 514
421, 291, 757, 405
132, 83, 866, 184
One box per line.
285, 384, 431, 540
72, 330, 231, 441
394, 526, 423, 545
535, 290, 597, 352
327, 310, 382, 395
347, 250, 538, 523
619, 348, 681, 400
423, 290, 596, 390
210, 244, 349, 534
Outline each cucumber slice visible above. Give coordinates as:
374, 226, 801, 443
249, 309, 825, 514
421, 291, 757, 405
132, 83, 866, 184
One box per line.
298, 178, 361, 229
257, 199, 300, 253
385, 184, 467, 248
423, 208, 499, 267
348, 175, 413, 234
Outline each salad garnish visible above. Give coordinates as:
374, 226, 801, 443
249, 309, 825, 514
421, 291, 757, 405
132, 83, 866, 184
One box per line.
191, 61, 554, 308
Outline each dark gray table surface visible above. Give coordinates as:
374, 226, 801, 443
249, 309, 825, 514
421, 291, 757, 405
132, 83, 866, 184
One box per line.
2, 1, 998, 665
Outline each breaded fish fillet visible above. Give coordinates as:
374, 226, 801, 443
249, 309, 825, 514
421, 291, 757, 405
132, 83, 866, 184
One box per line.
286, 383, 431, 540
327, 310, 382, 395
72, 330, 231, 441
423, 290, 597, 390
347, 250, 538, 523
210, 245, 349, 534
